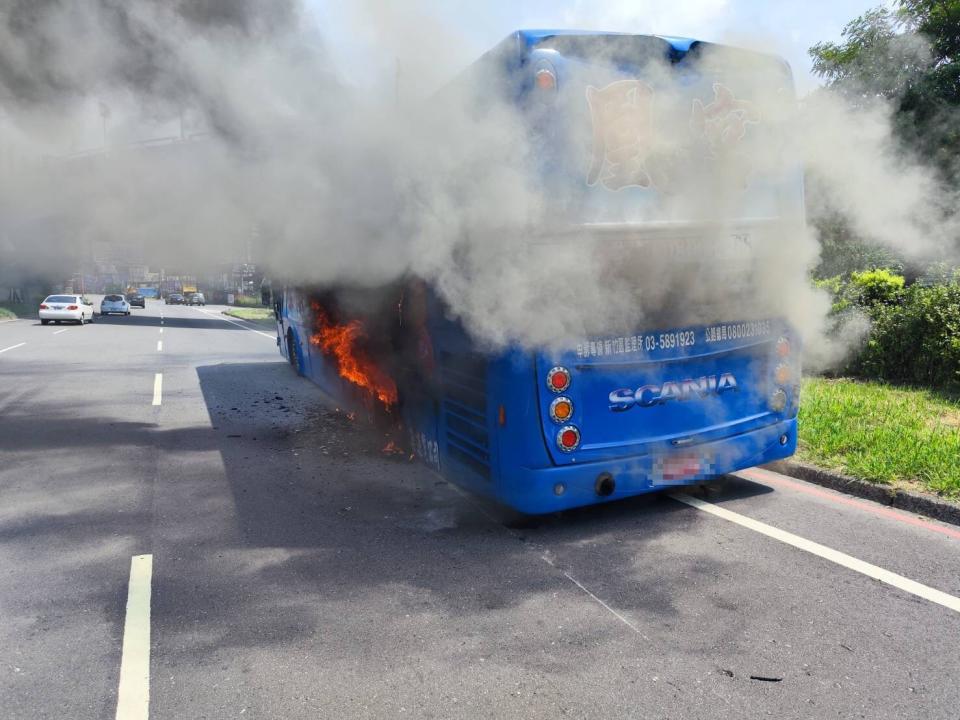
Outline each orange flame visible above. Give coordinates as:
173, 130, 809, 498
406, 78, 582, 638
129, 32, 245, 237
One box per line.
381, 440, 403, 455
310, 302, 398, 407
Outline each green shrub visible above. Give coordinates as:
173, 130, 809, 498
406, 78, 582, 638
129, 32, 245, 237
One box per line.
813, 274, 844, 311
815, 269, 960, 389
233, 294, 265, 307
849, 268, 905, 306
847, 281, 960, 388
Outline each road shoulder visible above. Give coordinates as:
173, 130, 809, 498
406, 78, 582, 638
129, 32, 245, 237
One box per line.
765, 459, 960, 526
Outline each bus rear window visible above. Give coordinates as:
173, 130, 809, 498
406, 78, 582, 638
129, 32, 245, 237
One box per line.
534, 34, 676, 66
533, 35, 790, 85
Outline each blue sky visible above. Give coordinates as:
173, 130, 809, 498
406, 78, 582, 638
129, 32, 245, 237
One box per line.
307, 0, 888, 94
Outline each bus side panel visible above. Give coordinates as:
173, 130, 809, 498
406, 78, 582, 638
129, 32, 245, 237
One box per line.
426, 314, 496, 499
280, 289, 371, 413
486, 351, 554, 504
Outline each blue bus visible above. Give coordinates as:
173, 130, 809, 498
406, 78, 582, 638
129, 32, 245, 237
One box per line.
274, 31, 802, 514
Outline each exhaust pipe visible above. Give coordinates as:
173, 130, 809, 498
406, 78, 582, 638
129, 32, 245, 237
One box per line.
595, 473, 615, 497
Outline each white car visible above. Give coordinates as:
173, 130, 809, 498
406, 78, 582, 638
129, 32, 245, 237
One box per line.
39, 294, 95, 325
101, 294, 131, 316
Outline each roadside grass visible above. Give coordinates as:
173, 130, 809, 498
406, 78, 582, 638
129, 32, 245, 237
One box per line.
0, 303, 35, 320
232, 295, 264, 307
223, 307, 274, 322
798, 377, 960, 498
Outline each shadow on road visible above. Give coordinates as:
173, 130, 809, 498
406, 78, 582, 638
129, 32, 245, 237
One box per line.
130, 361, 777, 665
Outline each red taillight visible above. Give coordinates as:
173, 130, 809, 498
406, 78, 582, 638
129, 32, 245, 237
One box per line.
39, 304, 48, 309
67, 305, 79, 310
557, 425, 581, 452
776, 336, 790, 358
547, 366, 571, 393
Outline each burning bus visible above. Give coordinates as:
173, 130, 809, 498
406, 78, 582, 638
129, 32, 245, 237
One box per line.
273, 30, 804, 514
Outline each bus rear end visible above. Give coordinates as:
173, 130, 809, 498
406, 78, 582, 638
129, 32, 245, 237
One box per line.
434, 32, 804, 513
487, 320, 797, 513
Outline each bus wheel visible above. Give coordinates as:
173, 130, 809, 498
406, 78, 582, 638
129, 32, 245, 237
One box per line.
287, 331, 301, 375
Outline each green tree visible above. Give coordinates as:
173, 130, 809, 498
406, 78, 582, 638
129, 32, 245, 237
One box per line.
809, 1, 960, 178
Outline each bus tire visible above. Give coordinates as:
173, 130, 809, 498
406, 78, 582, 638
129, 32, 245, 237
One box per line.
287, 330, 301, 375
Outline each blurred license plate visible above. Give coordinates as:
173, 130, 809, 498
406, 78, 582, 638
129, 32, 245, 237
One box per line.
652, 453, 706, 485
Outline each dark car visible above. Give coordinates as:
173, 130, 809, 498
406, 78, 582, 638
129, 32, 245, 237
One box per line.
185, 292, 206, 306
165, 293, 185, 305
126, 293, 145, 308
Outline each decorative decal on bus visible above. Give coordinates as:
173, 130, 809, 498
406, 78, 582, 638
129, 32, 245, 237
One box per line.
585, 80, 761, 191
690, 84, 761, 155
585, 79, 655, 190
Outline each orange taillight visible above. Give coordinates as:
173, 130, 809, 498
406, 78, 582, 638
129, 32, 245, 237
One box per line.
535, 69, 556, 90
775, 363, 791, 385
550, 397, 573, 423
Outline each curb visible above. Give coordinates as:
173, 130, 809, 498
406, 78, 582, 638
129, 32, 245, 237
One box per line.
764, 460, 960, 527
221, 310, 275, 329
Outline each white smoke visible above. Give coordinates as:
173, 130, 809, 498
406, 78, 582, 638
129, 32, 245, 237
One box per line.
0, 1, 955, 366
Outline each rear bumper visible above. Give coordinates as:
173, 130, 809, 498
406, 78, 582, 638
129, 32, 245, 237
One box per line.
39, 310, 82, 320
499, 418, 797, 514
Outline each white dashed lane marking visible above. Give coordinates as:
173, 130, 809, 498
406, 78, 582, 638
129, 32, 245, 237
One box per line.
151, 373, 162, 406
115, 554, 152, 720
0, 342, 26, 354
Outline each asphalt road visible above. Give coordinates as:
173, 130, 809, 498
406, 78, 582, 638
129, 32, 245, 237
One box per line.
1, 300, 958, 720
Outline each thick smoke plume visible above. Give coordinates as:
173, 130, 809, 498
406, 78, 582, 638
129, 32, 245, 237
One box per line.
0, 1, 957, 364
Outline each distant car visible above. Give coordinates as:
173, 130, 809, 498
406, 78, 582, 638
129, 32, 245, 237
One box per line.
186, 292, 206, 306
101, 294, 131, 316
39, 294, 94, 325
165, 294, 185, 305
126, 293, 145, 308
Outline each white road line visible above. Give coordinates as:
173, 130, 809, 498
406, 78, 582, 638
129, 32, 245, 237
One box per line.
672, 492, 960, 615
53, 329, 68, 335
443, 478, 650, 637
151, 373, 162, 406
115, 554, 152, 720
0, 342, 26, 354
193, 307, 275, 339
158, 328, 163, 335
156, 340, 162, 352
